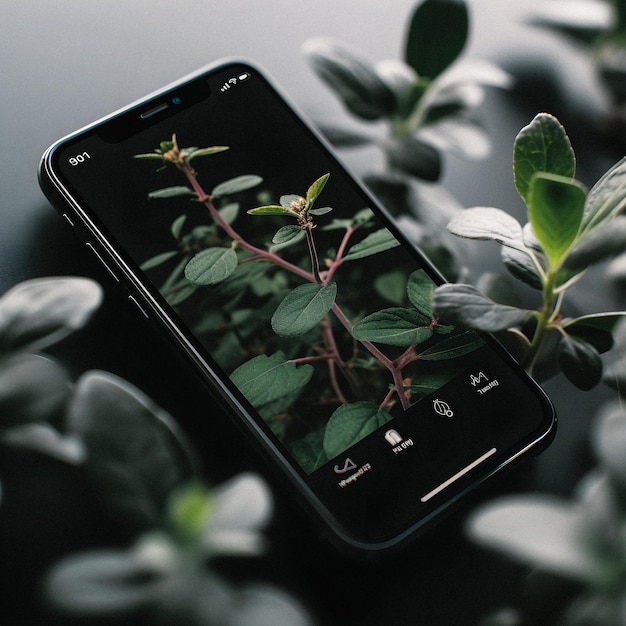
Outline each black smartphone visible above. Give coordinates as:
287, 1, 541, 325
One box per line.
39, 60, 555, 552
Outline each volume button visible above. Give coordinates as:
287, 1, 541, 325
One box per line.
85, 243, 120, 283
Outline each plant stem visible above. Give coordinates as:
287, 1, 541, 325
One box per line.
183, 167, 314, 283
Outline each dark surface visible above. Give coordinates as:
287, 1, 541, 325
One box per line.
1, 1, 621, 624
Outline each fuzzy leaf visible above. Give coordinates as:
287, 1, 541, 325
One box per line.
306, 173, 330, 206
419, 330, 484, 360
342, 228, 400, 261
148, 186, 195, 200
446, 207, 526, 251
271, 282, 337, 338
405, 0, 469, 79
432, 283, 534, 331
351, 308, 433, 347
230, 351, 314, 415
527, 173, 585, 268
248, 204, 293, 217
0, 277, 103, 353
211, 175, 263, 198
406, 269, 435, 317
272, 225, 302, 245
580, 157, 626, 234
513, 113, 576, 204
184, 247, 238, 285
171, 214, 187, 239
558, 333, 602, 390
323, 401, 392, 459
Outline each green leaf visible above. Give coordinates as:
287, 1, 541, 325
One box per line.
186, 146, 229, 161
342, 228, 400, 261
303, 38, 395, 120
351, 308, 433, 347
289, 427, 328, 474
168, 482, 212, 543
184, 247, 238, 285
272, 225, 303, 245
211, 175, 263, 198
230, 351, 314, 416
148, 186, 195, 200
446, 207, 526, 251
513, 113, 576, 204
271, 282, 337, 338
406, 370, 462, 400
405, 0, 469, 79
558, 333, 602, 390
386, 136, 442, 181
0, 277, 103, 353
374, 270, 407, 305
140, 251, 178, 271
565, 215, 626, 271
306, 173, 330, 206
133, 152, 166, 160
432, 284, 535, 332
527, 172, 586, 268
218, 202, 240, 226
406, 269, 435, 317
580, 157, 626, 234
419, 330, 485, 360
247, 204, 294, 217
323, 401, 393, 459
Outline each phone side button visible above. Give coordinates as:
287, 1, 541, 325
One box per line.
128, 295, 149, 319
85, 243, 120, 283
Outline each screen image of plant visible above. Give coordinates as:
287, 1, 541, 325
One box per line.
135, 135, 484, 473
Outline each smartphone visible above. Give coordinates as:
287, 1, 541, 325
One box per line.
39, 60, 555, 552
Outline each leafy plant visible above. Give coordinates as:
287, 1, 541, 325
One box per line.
0, 275, 312, 624
135, 134, 484, 472
303, 0, 510, 182
529, 0, 626, 131
432, 112, 626, 390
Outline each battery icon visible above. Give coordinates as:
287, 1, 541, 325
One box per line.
238, 72, 251, 82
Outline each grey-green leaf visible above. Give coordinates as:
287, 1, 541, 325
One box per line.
352, 308, 433, 347
558, 333, 602, 390
343, 228, 400, 261
67, 370, 193, 533
433, 283, 535, 332
565, 215, 626, 271
386, 137, 442, 181
513, 113, 575, 204
446, 207, 526, 251
580, 156, 626, 234
148, 186, 195, 200
501, 245, 544, 290
184, 247, 238, 285
306, 173, 330, 206
272, 225, 303, 245
0, 277, 103, 353
271, 282, 337, 338
140, 251, 178, 271
211, 175, 263, 198
323, 401, 392, 459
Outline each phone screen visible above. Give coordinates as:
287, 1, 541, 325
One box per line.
43, 62, 555, 548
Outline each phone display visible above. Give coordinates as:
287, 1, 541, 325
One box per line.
39, 61, 555, 550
